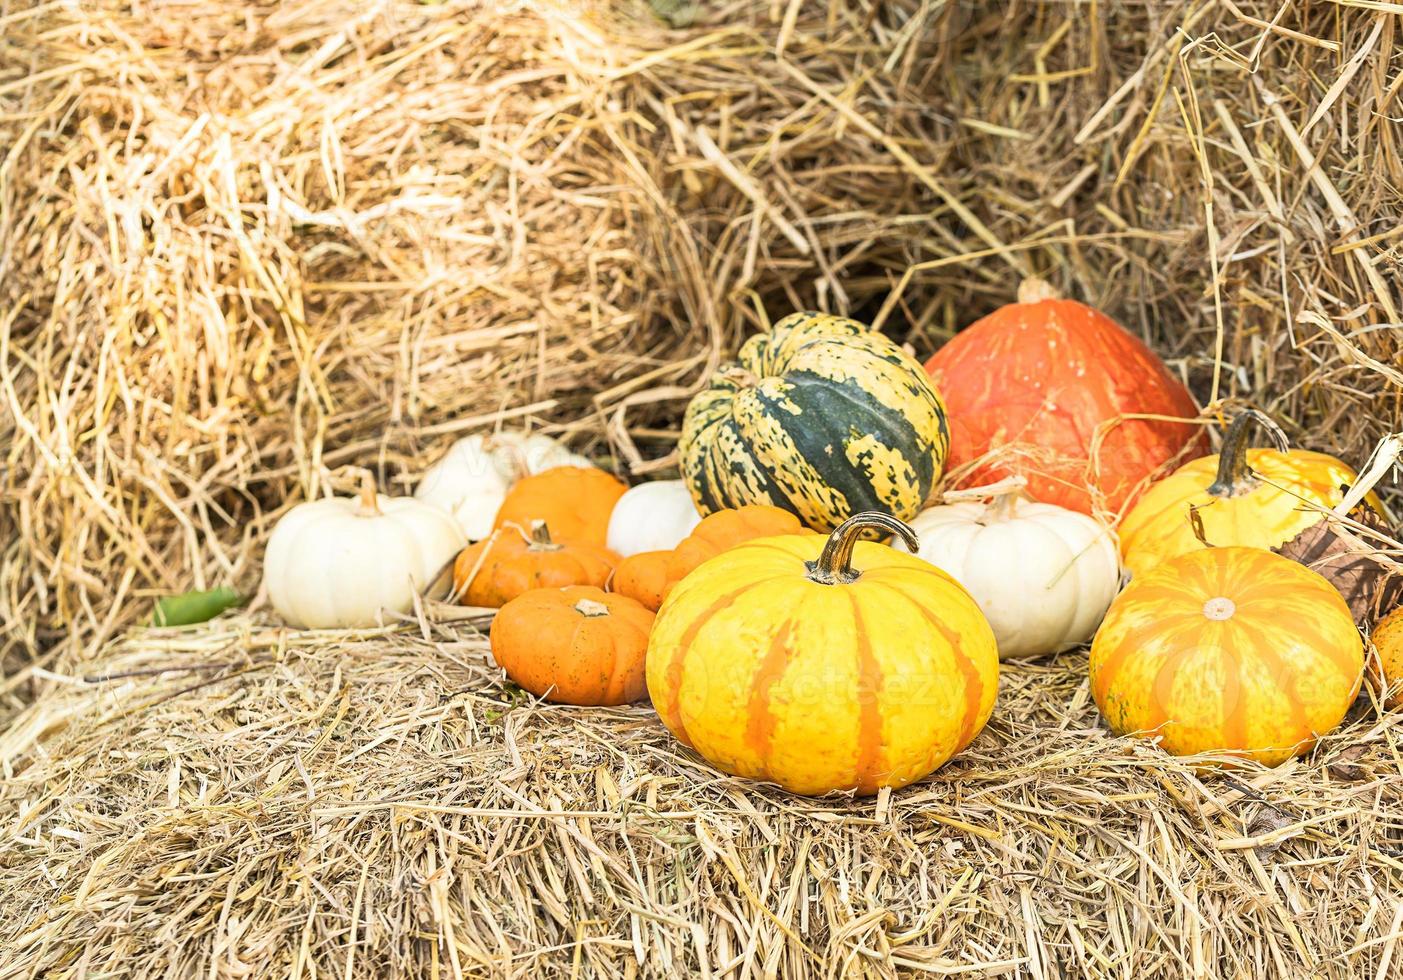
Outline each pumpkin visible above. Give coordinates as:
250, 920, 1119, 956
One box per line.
264, 473, 466, 628
606, 479, 703, 557
896, 486, 1119, 659
1089, 546, 1364, 765
1119, 410, 1380, 579
490, 586, 653, 706
680, 311, 950, 531
494, 465, 627, 546
647, 511, 999, 796
1370, 605, 1403, 709
924, 278, 1205, 519
416, 432, 592, 539
612, 504, 809, 611
453, 521, 617, 608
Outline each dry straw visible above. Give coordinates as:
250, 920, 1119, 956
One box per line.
2, 0, 1401, 976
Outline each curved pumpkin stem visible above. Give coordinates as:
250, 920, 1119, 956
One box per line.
1207, 409, 1289, 498
806, 512, 918, 585
1017, 277, 1061, 304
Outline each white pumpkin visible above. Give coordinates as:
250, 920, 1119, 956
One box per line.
265, 476, 466, 628
415, 432, 592, 539
895, 491, 1120, 659
606, 479, 703, 556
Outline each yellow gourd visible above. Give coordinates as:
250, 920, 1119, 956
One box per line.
1120, 410, 1377, 578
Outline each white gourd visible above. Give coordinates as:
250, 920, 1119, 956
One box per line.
896, 491, 1120, 659
415, 432, 592, 539
606, 480, 703, 557
265, 475, 466, 628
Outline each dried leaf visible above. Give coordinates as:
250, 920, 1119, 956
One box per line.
1245, 805, 1297, 859
1327, 745, 1370, 782
1188, 503, 1214, 548
1274, 507, 1403, 627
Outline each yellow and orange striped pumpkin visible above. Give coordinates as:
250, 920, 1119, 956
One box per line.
1090, 546, 1363, 766
1119, 410, 1377, 579
646, 512, 998, 796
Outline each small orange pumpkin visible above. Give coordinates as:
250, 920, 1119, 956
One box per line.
1371, 605, 1403, 709
494, 466, 627, 546
491, 586, 654, 705
454, 521, 617, 607
613, 504, 811, 611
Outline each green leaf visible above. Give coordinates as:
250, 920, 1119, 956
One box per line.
150, 587, 247, 627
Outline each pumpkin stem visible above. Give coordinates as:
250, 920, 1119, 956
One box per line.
355, 469, 380, 516
574, 598, 610, 618
528, 520, 562, 551
806, 512, 918, 585
718, 364, 760, 389
1208, 409, 1288, 498
984, 489, 1021, 523
1017, 277, 1061, 304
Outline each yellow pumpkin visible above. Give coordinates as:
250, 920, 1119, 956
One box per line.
1119, 410, 1377, 579
646, 512, 998, 796
1090, 546, 1363, 765
1371, 606, 1403, 709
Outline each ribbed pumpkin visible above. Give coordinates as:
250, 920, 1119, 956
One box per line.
680, 312, 949, 531
263, 472, 467, 629
612, 504, 809, 611
490, 586, 653, 706
897, 488, 1119, 659
647, 512, 998, 796
1371, 606, 1403, 709
1090, 546, 1364, 766
454, 521, 617, 607
1119, 410, 1378, 579
924, 279, 1205, 519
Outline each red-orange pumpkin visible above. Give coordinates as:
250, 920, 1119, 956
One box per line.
924, 279, 1206, 519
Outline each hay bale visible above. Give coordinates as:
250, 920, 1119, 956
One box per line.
3, 615, 1402, 976
2, 0, 1400, 682
2, 0, 1402, 974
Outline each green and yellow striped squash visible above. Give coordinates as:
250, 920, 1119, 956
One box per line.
680, 312, 950, 531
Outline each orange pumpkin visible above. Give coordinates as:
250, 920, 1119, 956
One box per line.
1090, 546, 1364, 766
454, 521, 617, 607
924, 278, 1206, 519
494, 466, 626, 546
1371, 605, 1403, 709
612, 504, 810, 611
490, 586, 654, 705
1119, 410, 1381, 579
